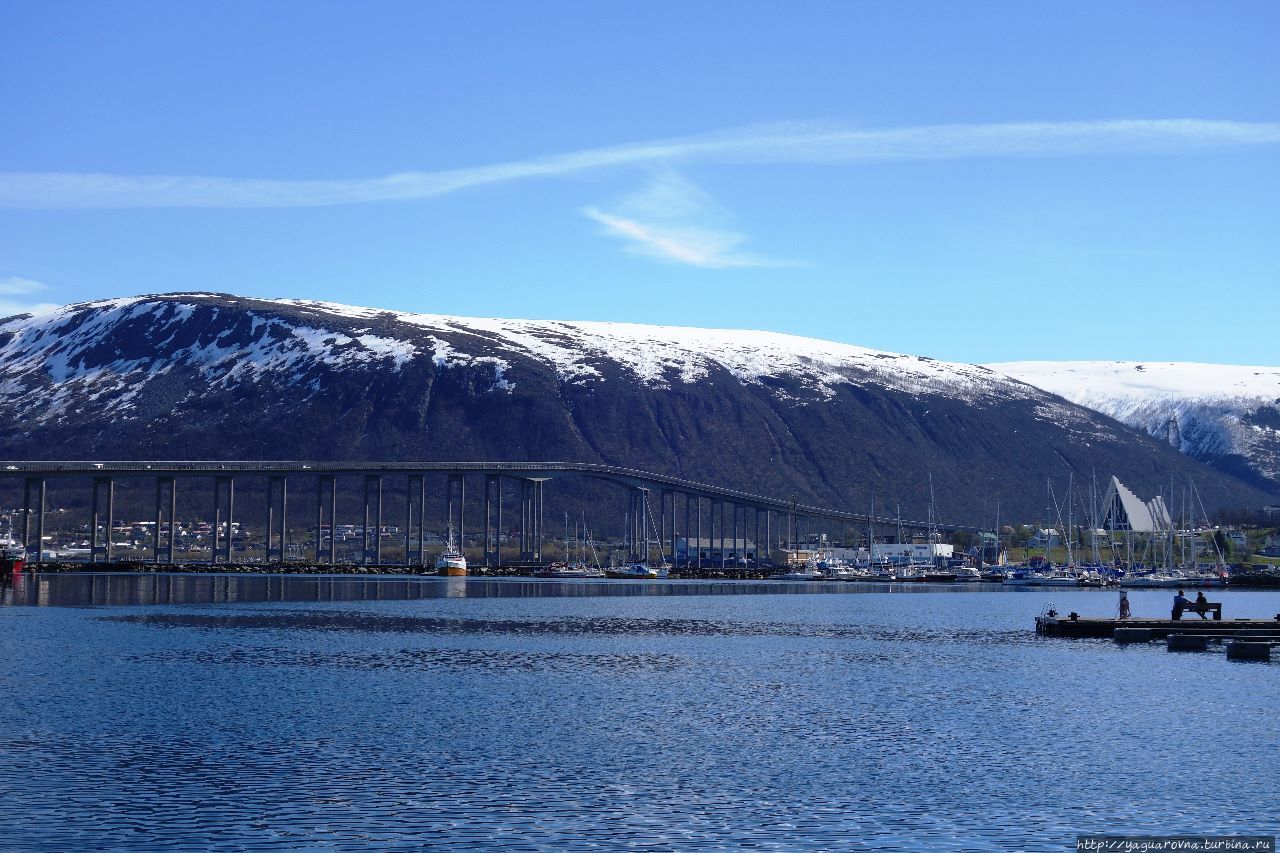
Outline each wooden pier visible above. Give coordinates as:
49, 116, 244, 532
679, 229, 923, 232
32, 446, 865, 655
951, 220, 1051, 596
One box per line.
1036, 614, 1280, 639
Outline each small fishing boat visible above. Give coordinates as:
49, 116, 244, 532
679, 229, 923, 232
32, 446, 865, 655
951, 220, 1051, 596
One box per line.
435, 524, 467, 576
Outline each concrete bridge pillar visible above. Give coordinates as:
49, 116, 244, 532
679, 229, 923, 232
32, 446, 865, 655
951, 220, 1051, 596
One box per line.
751, 507, 758, 563
153, 477, 176, 564
267, 475, 289, 564
210, 476, 234, 564
363, 474, 382, 565
405, 474, 424, 567
695, 496, 702, 569
518, 480, 529, 560
495, 475, 503, 567
91, 476, 114, 564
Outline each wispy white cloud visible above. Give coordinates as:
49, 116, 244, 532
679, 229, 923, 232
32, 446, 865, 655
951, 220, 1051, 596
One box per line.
1, 119, 1278, 210
0, 276, 47, 295
0, 277, 59, 317
584, 172, 787, 269
584, 207, 775, 269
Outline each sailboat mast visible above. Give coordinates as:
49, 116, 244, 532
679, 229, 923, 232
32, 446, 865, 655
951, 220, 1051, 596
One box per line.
1066, 472, 1074, 566
1044, 478, 1051, 564
1090, 470, 1100, 565
994, 499, 1000, 568
868, 495, 875, 566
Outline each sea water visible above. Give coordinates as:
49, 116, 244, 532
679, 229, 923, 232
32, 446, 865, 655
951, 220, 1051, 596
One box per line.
1, 574, 1277, 851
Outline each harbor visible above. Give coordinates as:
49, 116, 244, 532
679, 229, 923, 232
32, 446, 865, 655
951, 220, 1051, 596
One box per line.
5, 462, 1280, 594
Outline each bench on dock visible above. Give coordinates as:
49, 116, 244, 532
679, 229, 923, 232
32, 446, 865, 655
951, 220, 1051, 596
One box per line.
1173, 601, 1221, 621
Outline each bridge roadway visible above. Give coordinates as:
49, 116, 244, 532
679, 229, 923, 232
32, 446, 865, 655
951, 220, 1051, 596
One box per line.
1, 460, 973, 568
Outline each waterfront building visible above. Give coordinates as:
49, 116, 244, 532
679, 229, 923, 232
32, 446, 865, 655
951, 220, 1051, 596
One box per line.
675, 537, 757, 565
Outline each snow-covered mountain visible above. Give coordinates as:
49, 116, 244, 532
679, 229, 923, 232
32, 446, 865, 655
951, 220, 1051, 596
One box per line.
991, 361, 1280, 491
0, 294, 1065, 421
0, 293, 1273, 520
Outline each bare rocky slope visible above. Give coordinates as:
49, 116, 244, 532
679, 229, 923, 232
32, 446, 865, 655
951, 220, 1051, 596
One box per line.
0, 293, 1272, 524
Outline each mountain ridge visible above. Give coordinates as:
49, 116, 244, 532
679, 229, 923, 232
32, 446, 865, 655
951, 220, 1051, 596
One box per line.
0, 293, 1273, 523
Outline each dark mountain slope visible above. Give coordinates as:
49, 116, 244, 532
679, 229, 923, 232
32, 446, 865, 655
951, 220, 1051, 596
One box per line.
0, 293, 1270, 524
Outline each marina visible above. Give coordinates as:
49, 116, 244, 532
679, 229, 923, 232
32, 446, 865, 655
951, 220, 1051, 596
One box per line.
7, 463, 1280, 597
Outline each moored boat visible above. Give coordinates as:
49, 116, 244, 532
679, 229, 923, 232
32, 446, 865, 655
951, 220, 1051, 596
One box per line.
535, 563, 605, 579
435, 548, 467, 576
605, 562, 659, 579
774, 565, 823, 581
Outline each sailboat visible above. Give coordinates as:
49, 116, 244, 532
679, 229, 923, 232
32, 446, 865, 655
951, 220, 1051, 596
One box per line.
922, 476, 957, 582
537, 512, 605, 578
605, 493, 668, 579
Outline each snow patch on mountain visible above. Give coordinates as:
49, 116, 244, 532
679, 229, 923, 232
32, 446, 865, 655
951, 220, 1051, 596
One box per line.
991, 360, 1280, 481
278, 298, 1038, 404
0, 297, 422, 423
0, 293, 1108, 438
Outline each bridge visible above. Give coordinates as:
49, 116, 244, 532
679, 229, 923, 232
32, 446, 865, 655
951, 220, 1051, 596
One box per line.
0, 460, 967, 568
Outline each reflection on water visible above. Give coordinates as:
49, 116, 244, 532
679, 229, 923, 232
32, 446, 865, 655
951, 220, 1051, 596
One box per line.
134, 645, 690, 676
1, 574, 1277, 851
101, 609, 1042, 647
1, 571, 986, 608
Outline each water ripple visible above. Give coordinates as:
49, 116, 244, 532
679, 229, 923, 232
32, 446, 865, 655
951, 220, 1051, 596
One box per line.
2, 584, 1277, 850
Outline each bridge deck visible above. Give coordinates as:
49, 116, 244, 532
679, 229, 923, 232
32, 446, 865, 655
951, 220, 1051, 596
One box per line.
0, 459, 972, 530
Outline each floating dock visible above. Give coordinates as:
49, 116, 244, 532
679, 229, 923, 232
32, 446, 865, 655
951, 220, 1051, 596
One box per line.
1036, 615, 1280, 639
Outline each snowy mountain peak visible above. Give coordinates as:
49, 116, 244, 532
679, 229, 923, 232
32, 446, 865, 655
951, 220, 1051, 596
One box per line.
273, 297, 1018, 402
991, 360, 1280, 484
989, 360, 1280, 404
0, 293, 1044, 415
0, 292, 1272, 515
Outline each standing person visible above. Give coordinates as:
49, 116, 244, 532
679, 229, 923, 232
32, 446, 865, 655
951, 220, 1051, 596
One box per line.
1118, 589, 1131, 620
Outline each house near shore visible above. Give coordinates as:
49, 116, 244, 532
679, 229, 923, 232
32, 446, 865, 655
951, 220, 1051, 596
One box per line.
675, 537, 757, 565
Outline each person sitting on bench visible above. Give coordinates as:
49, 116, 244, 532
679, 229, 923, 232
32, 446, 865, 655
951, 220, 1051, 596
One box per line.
1192, 591, 1211, 620
1172, 589, 1193, 620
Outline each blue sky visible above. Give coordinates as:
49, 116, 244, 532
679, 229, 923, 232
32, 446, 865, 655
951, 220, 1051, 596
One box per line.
2, 0, 1277, 364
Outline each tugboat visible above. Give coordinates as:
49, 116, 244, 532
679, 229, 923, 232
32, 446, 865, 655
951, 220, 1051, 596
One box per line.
434, 525, 467, 577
